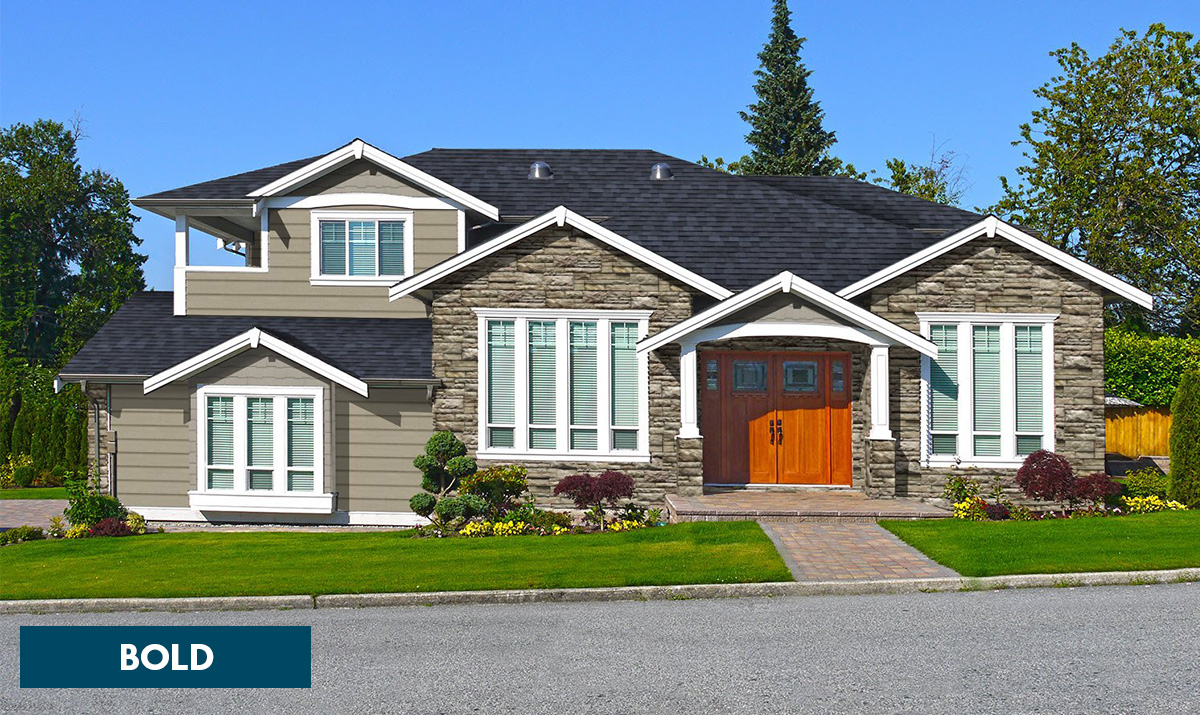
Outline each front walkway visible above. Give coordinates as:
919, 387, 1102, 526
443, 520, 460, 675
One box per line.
0, 500, 67, 530
667, 490, 949, 522
761, 522, 958, 581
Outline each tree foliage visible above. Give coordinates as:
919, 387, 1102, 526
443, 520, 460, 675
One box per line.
993, 25, 1200, 334
877, 145, 970, 206
701, 0, 861, 178
1, 118, 146, 366
1105, 328, 1200, 406
1170, 370, 1200, 507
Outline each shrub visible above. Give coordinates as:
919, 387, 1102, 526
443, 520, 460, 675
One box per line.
89, 517, 133, 537
953, 497, 988, 521
1008, 504, 1038, 521
1169, 370, 1200, 508
0, 525, 44, 545
553, 471, 636, 527
1071, 472, 1123, 506
499, 504, 573, 532
1122, 468, 1171, 500
1105, 328, 1200, 407
0, 454, 33, 488
1121, 495, 1189, 514
12, 464, 37, 488
412, 431, 476, 496
1015, 450, 1076, 505
459, 465, 528, 519
607, 519, 645, 532
48, 515, 66, 538
432, 495, 483, 525
409, 492, 437, 518
984, 502, 1011, 521
40, 466, 68, 487
64, 476, 126, 527
64, 524, 91, 539
942, 475, 981, 504
125, 512, 147, 535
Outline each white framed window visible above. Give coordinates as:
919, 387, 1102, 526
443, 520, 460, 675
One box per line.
918, 312, 1056, 468
196, 385, 325, 495
475, 308, 651, 462
309, 210, 413, 286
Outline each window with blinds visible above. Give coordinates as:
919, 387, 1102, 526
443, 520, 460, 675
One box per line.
480, 313, 646, 457
922, 316, 1053, 464
487, 321, 516, 448
200, 390, 321, 494
317, 216, 408, 277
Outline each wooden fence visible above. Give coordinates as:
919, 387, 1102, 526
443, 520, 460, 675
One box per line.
1105, 406, 1172, 457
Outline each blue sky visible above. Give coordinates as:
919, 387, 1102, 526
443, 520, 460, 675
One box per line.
2, 0, 1195, 290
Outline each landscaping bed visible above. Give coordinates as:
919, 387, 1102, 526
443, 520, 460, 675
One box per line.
882, 510, 1200, 577
0, 521, 790, 600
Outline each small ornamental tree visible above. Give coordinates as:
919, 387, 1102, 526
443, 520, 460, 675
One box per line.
1169, 370, 1200, 508
1015, 450, 1076, 506
553, 471, 635, 527
409, 431, 476, 530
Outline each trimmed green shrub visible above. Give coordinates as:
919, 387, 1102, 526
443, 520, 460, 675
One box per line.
459, 465, 528, 519
1169, 370, 1200, 508
0, 525, 44, 545
433, 496, 466, 523
64, 477, 126, 527
409, 492, 437, 518
1105, 329, 1200, 407
1122, 468, 1170, 500
11, 464, 36, 488
412, 431, 475, 496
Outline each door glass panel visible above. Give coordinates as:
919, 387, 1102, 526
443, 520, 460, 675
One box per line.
732, 361, 767, 392
831, 359, 845, 393
782, 361, 819, 393
705, 359, 718, 391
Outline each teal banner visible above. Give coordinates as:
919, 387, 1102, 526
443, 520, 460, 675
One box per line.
20, 626, 311, 688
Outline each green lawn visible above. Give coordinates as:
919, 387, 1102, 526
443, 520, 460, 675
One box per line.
0, 521, 791, 600
0, 487, 68, 500
882, 511, 1200, 577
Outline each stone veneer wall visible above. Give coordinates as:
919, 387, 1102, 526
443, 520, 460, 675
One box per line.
866, 237, 1107, 498
429, 228, 706, 506
696, 337, 875, 491
84, 384, 112, 493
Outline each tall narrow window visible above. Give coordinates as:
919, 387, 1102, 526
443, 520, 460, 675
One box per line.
487, 320, 516, 448
206, 396, 234, 489
347, 221, 376, 276
569, 321, 598, 450
319, 221, 347, 276
929, 324, 959, 455
528, 321, 557, 450
972, 325, 1002, 457
287, 398, 315, 492
246, 397, 275, 490
610, 322, 639, 450
1015, 326, 1044, 455
378, 221, 406, 276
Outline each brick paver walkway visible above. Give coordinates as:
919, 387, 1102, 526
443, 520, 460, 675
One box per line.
0, 500, 67, 530
761, 522, 958, 581
668, 491, 948, 522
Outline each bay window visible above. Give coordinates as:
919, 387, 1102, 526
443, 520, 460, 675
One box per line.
919, 313, 1055, 466
198, 386, 324, 495
477, 309, 650, 461
310, 211, 412, 283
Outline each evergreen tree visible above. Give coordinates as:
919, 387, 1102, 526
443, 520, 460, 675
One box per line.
10, 397, 30, 457
737, 0, 848, 176
1170, 370, 1200, 507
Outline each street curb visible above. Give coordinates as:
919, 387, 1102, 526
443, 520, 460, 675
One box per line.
1, 568, 1196, 615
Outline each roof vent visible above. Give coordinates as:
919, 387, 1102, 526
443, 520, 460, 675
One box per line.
528, 160, 553, 180
650, 162, 674, 180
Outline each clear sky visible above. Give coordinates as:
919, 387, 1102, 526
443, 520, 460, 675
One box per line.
2, 0, 1195, 290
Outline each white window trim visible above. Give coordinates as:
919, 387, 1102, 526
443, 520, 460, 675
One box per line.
474, 308, 652, 463
918, 312, 1057, 469
191, 385, 332, 513
309, 210, 414, 286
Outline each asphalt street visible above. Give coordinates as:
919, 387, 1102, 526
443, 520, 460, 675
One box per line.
2, 582, 1197, 714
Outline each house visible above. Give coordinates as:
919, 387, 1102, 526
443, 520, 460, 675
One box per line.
58, 139, 1153, 524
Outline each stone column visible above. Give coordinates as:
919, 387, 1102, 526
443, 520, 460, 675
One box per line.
676, 436, 704, 496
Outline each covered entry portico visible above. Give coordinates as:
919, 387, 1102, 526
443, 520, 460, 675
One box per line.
639, 271, 938, 493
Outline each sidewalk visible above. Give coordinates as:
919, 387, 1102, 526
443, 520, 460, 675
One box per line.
761, 522, 958, 581
0, 500, 66, 530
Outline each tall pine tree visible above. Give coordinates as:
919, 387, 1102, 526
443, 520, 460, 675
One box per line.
737, 0, 848, 176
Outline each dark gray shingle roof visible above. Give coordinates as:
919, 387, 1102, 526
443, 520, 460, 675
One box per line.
61, 292, 432, 381
138, 155, 324, 201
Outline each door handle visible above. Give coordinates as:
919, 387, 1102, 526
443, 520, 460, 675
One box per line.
769, 419, 775, 444
777, 421, 782, 442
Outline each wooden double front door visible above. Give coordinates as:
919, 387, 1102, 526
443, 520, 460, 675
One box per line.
700, 351, 852, 485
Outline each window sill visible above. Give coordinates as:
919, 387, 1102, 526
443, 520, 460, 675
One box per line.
476, 450, 651, 464
310, 276, 406, 287
188, 491, 335, 514
924, 458, 1028, 470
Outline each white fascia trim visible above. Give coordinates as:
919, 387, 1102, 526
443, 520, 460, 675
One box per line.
638, 271, 937, 357
388, 205, 733, 301
837, 216, 1154, 309
143, 328, 369, 397
681, 321, 889, 347
187, 492, 336, 514
262, 193, 460, 212
473, 307, 653, 321
247, 139, 500, 221
916, 311, 1060, 324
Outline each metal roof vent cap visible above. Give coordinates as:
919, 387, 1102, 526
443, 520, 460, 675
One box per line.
650, 162, 674, 180
528, 160, 553, 179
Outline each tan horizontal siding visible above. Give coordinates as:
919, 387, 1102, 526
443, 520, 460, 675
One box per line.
335, 387, 430, 512
110, 384, 191, 508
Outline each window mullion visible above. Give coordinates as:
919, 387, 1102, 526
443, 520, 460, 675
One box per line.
556, 320, 570, 452
1000, 322, 1016, 461
957, 322, 972, 458
638, 319, 649, 453
233, 395, 247, 492
273, 396, 287, 492
597, 318, 612, 454
515, 317, 530, 452
342, 220, 350, 275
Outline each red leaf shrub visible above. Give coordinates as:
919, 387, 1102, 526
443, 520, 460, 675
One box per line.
984, 502, 1011, 521
1015, 450, 1076, 503
1072, 472, 1122, 505
88, 517, 133, 537
552, 471, 635, 509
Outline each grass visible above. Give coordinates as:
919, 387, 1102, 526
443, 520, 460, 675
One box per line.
882, 510, 1200, 577
0, 521, 791, 600
0, 487, 68, 500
